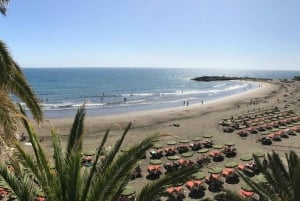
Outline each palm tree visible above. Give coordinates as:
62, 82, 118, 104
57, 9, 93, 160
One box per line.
0, 106, 199, 201
239, 151, 300, 201
0, 1, 43, 141
0, 0, 9, 15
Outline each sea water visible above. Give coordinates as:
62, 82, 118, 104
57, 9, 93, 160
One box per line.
21, 68, 298, 118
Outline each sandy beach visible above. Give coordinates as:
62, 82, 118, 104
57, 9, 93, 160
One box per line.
28, 79, 300, 200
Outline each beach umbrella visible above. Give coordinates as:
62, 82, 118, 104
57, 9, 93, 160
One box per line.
240, 154, 253, 161
203, 134, 213, 138
83, 150, 96, 156
192, 172, 206, 180
253, 152, 265, 158
121, 186, 136, 196
208, 167, 223, 174
166, 140, 177, 145
213, 144, 224, 149
241, 184, 253, 192
151, 138, 160, 142
238, 125, 247, 129
197, 148, 209, 153
179, 139, 189, 143
255, 174, 268, 183
153, 143, 163, 149
260, 131, 269, 135
271, 128, 280, 132
181, 152, 193, 158
120, 147, 130, 152
167, 155, 180, 160
224, 141, 235, 147
149, 159, 162, 165
192, 137, 202, 141
225, 162, 238, 168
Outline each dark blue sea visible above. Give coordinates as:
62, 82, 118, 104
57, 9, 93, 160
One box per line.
21, 68, 299, 118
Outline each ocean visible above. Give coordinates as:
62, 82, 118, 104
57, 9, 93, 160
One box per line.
21, 68, 298, 118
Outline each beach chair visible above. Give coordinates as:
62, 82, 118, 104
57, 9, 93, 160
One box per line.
256, 137, 272, 145
222, 168, 239, 184
202, 139, 214, 148
82, 156, 93, 167
0, 187, 9, 199
149, 149, 163, 159
166, 186, 186, 200
209, 150, 224, 162
163, 162, 179, 173
147, 165, 162, 179
238, 163, 255, 176
131, 165, 142, 180
185, 180, 206, 192
164, 147, 176, 156
177, 159, 194, 167
247, 127, 258, 134
190, 142, 202, 151
268, 133, 281, 141
239, 189, 254, 199
236, 130, 248, 137
205, 174, 223, 191
176, 145, 189, 154
196, 155, 211, 166
36, 196, 46, 201
222, 146, 237, 157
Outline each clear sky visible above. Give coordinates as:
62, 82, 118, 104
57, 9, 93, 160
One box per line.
1, 0, 300, 70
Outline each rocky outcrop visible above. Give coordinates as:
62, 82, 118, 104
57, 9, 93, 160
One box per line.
191, 76, 272, 82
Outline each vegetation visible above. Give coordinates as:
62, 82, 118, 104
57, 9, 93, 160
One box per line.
0, 106, 199, 201
0, 0, 43, 142
240, 151, 300, 201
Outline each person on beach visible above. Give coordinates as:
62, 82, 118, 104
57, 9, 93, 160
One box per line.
183, 101, 185, 106
187, 101, 189, 107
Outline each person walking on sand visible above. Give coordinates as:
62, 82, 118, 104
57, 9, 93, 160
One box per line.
187, 101, 189, 107
183, 101, 185, 106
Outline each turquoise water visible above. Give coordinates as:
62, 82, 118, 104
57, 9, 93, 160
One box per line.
22, 68, 298, 118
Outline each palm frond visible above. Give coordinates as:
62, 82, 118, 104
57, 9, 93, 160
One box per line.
64, 151, 82, 201
0, 0, 9, 15
12, 70, 43, 122
0, 163, 36, 201
51, 127, 67, 200
67, 106, 86, 154
97, 122, 132, 173
0, 40, 43, 124
0, 91, 18, 139
88, 132, 157, 201
81, 129, 110, 201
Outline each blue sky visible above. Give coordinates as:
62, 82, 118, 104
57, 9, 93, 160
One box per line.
1, 0, 300, 70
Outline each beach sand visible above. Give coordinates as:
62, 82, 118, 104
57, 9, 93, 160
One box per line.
28, 80, 300, 200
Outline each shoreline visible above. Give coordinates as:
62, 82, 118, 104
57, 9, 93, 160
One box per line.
42, 81, 273, 130
39, 80, 258, 119
32, 80, 281, 146
27, 79, 300, 201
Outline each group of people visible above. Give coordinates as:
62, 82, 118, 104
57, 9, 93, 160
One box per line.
183, 100, 204, 107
